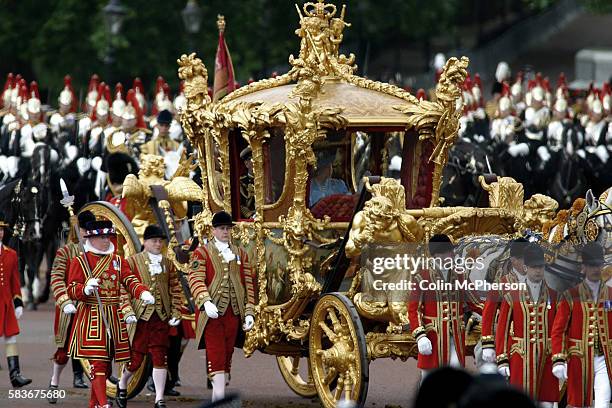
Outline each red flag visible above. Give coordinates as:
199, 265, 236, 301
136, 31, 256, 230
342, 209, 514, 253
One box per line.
213, 15, 236, 102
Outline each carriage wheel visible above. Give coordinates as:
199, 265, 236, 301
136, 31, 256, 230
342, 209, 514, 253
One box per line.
77, 201, 149, 399
309, 293, 369, 408
276, 356, 317, 398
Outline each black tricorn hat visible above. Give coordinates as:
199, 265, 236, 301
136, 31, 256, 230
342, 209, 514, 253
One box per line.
523, 243, 546, 267
428, 234, 454, 256
104, 152, 139, 185
84, 220, 116, 238
77, 210, 96, 228
212, 211, 235, 228
157, 109, 172, 125
509, 237, 529, 258
144, 224, 166, 241
581, 242, 605, 266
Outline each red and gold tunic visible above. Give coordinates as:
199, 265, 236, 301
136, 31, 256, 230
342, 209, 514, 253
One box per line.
495, 282, 559, 401
408, 268, 482, 369
481, 262, 524, 349
50, 242, 80, 346
0, 244, 21, 337
552, 281, 612, 407
188, 242, 255, 350
67, 251, 147, 362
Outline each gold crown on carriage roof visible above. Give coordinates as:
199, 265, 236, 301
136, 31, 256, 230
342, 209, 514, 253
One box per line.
303, 0, 337, 18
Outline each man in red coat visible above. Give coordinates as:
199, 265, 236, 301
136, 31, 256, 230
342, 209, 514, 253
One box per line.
552, 242, 611, 408
188, 211, 256, 402
408, 234, 482, 380
495, 243, 558, 406
481, 238, 528, 364
47, 210, 96, 400
67, 220, 154, 408
0, 212, 31, 387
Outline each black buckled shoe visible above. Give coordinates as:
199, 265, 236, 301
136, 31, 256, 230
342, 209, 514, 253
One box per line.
8, 356, 32, 387
47, 384, 58, 404
154, 400, 167, 408
163, 385, 180, 397
73, 371, 89, 389
115, 387, 127, 408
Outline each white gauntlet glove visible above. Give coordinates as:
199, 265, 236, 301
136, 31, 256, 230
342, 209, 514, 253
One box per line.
498, 365, 510, 377
125, 315, 137, 324
84, 278, 99, 296
168, 317, 181, 326
140, 291, 155, 305
482, 348, 496, 363
243, 315, 255, 331
417, 336, 433, 355
202, 300, 219, 319
63, 303, 77, 315
552, 363, 567, 381
14, 306, 23, 320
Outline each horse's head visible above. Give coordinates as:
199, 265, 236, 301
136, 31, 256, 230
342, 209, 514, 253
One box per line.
18, 181, 44, 241
585, 188, 612, 249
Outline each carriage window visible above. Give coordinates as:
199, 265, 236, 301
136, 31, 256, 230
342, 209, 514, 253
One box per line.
385, 132, 404, 180
208, 139, 226, 203
351, 131, 404, 191
262, 128, 286, 205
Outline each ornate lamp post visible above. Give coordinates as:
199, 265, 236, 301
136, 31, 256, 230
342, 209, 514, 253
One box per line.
103, 0, 126, 84
182, 0, 203, 52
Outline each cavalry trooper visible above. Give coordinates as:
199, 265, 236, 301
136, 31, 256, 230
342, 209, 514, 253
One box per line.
187, 211, 256, 402
552, 242, 611, 408
408, 234, 482, 380
47, 210, 96, 402
0, 212, 31, 387
66, 219, 154, 408
117, 225, 183, 408
495, 243, 559, 407
481, 238, 528, 364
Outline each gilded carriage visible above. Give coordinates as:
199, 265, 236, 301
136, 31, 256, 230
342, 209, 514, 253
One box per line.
177, 1, 552, 406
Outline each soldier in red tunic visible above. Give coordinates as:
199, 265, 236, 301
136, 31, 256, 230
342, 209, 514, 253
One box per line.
47, 210, 96, 401
481, 238, 528, 363
408, 234, 482, 380
187, 211, 256, 402
495, 243, 559, 407
552, 242, 611, 408
0, 212, 31, 387
67, 220, 154, 408
117, 225, 183, 408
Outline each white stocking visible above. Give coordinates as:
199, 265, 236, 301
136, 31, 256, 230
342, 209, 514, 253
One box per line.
211, 373, 225, 402
152, 368, 166, 403
118, 367, 134, 390
50, 362, 66, 386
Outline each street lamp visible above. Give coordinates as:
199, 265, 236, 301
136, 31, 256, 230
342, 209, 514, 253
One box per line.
182, 0, 203, 52
103, 0, 126, 84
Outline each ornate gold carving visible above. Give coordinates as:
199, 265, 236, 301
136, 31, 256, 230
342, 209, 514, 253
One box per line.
366, 332, 417, 361
346, 178, 423, 257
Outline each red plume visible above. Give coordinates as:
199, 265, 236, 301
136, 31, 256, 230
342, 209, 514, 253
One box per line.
127, 89, 145, 129
501, 82, 511, 97
155, 76, 165, 95
114, 82, 124, 101
416, 88, 427, 101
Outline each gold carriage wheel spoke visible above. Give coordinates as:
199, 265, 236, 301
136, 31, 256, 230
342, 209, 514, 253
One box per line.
333, 374, 344, 401
291, 356, 300, 376
323, 367, 337, 386
319, 320, 337, 342
327, 307, 343, 334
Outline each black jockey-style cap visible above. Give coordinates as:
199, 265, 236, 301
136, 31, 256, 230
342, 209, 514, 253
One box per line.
157, 109, 172, 126
77, 210, 96, 229
523, 243, 546, 267
509, 237, 529, 258
212, 211, 235, 228
428, 234, 454, 256
144, 224, 166, 241
83, 220, 116, 238
581, 242, 605, 266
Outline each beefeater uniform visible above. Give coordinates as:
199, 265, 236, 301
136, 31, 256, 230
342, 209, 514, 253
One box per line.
187, 240, 255, 378
50, 242, 80, 365
123, 251, 183, 371
0, 243, 22, 338
67, 250, 148, 408
408, 266, 482, 370
552, 281, 612, 407
495, 281, 559, 402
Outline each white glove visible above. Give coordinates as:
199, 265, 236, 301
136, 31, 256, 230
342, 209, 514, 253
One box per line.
76, 157, 91, 176
576, 149, 586, 159
7, 156, 19, 178
552, 363, 568, 381
482, 348, 496, 363
203, 301, 219, 319
417, 336, 433, 355
507, 142, 529, 157
498, 365, 510, 377
84, 278, 99, 296
14, 306, 23, 320
537, 145, 551, 162
168, 317, 181, 326
243, 315, 255, 331
595, 145, 610, 163
64, 144, 78, 163
91, 156, 103, 171
140, 291, 155, 305
125, 315, 137, 324
63, 303, 77, 314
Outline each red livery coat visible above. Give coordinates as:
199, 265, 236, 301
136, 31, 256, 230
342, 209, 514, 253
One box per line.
67, 251, 147, 362
0, 244, 21, 337
50, 242, 80, 346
